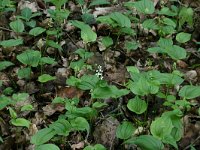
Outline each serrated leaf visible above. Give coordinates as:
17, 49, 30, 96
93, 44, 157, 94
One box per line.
142, 19, 158, 30
38, 74, 56, 83
0, 39, 23, 48
21, 7, 32, 21
29, 27, 46, 36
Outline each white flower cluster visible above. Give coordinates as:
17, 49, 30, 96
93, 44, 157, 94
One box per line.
95, 65, 103, 80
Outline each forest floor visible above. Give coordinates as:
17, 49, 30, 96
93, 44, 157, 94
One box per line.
0, 0, 200, 150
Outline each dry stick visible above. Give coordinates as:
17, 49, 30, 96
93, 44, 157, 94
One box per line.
183, 135, 200, 150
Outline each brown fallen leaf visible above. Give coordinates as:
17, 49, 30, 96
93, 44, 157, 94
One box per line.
57, 87, 84, 99
71, 141, 85, 150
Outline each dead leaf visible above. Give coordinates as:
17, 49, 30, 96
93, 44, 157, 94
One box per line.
71, 141, 85, 150
57, 87, 83, 99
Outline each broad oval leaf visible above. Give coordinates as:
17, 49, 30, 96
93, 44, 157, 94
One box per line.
11, 118, 30, 128
35, 144, 60, 150
116, 121, 135, 139
31, 128, 56, 145
124, 135, 164, 150
0, 61, 14, 71
38, 74, 56, 83
9, 19, 24, 33
176, 32, 191, 43
179, 85, 200, 99
70, 117, 90, 133
0, 39, 23, 48
127, 96, 147, 114
167, 45, 186, 60
134, 0, 155, 14
150, 116, 173, 140
17, 49, 41, 67
29, 27, 46, 36
70, 20, 97, 43
109, 12, 131, 28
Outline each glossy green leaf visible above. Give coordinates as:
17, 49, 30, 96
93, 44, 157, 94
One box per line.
127, 96, 147, 114
31, 128, 56, 145
116, 121, 135, 139
21, 104, 34, 111
134, 0, 155, 14
29, 27, 46, 36
9, 19, 24, 32
35, 144, 60, 150
0, 61, 14, 71
8, 107, 17, 119
176, 32, 191, 43
38, 74, 56, 83
0, 95, 12, 110
11, 118, 30, 128
124, 135, 164, 150
179, 85, 200, 99
0, 39, 23, 48
17, 50, 41, 67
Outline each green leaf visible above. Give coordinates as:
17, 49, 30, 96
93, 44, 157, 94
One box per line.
101, 36, 113, 48
70, 20, 97, 43
8, 107, 17, 119
70, 117, 90, 133
35, 144, 60, 150
142, 19, 158, 30
109, 12, 131, 28
50, 0, 68, 9
38, 74, 56, 83
179, 7, 193, 29
158, 7, 177, 16
17, 67, 31, 79
29, 27, 46, 36
116, 121, 135, 139
11, 118, 30, 128
49, 119, 72, 136
134, 0, 155, 14
0, 95, 12, 110
12, 93, 29, 102
21, 7, 32, 21
17, 49, 41, 67
0, 136, 3, 143
124, 135, 164, 150
31, 128, 56, 145
150, 116, 173, 140
162, 18, 176, 28
9, 19, 24, 33
125, 41, 140, 51
21, 104, 34, 111
167, 45, 186, 60
84, 144, 106, 150
127, 96, 147, 114
46, 40, 63, 51
179, 85, 200, 99
89, 0, 110, 7
176, 32, 191, 43
40, 57, 56, 65
0, 39, 23, 48
0, 61, 14, 71
92, 102, 108, 109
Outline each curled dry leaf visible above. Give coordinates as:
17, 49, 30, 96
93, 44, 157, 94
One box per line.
71, 141, 85, 150
57, 87, 84, 99
185, 70, 198, 82
18, 0, 38, 12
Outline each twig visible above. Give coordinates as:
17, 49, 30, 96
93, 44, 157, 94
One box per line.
0, 27, 13, 32
183, 135, 200, 150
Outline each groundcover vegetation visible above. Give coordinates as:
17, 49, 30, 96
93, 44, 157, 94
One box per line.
0, 0, 200, 149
